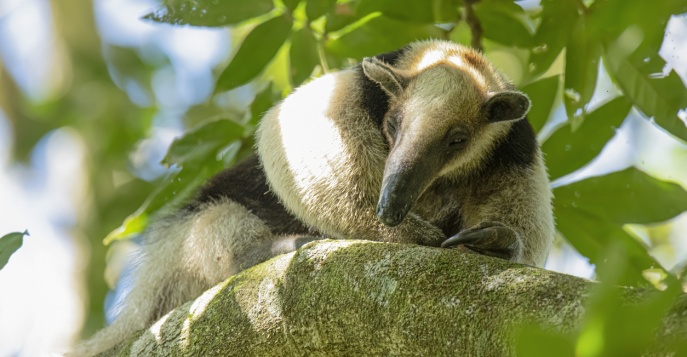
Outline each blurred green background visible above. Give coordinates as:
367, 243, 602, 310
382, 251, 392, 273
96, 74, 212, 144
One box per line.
0, 0, 686, 355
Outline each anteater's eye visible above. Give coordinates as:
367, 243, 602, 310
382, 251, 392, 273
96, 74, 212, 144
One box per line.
447, 130, 468, 149
386, 116, 400, 137
448, 138, 466, 147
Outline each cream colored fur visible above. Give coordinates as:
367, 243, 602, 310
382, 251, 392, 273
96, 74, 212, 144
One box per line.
71, 199, 284, 356
74, 39, 554, 356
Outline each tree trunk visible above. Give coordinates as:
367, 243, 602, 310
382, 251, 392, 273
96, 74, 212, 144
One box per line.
99, 240, 687, 356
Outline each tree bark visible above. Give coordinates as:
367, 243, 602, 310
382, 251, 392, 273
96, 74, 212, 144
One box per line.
99, 240, 687, 356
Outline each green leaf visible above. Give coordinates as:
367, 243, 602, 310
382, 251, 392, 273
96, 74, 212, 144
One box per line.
578, 245, 682, 355
216, 15, 293, 92
326, 14, 443, 60
543, 97, 631, 180
163, 119, 245, 168
306, 0, 336, 21
282, 0, 301, 12
604, 46, 687, 142
563, 17, 601, 120
290, 27, 320, 86
0, 230, 28, 271
325, 9, 361, 33
143, 0, 274, 27
107, 119, 247, 243
104, 214, 148, 245
529, 0, 578, 77
554, 167, 687, 280
587, 0, 685, 52
356, 0, 459, 24
554, 168, 687, 225
245, 85, 278, 142
555, 208, 661, 283
521, 75, 559, 133
104, 166, 215, 244
250, 86, 277, 126
473, 0, 533, 47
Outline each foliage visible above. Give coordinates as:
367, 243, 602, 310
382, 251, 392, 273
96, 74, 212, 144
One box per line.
516, 244, 687, 357
0, 231, 28, 271
1, 0, 686, 352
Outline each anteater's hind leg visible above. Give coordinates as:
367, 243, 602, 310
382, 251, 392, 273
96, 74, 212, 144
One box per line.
70, 198, 288, 356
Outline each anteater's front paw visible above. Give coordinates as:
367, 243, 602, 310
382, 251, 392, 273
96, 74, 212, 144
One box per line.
440, 221, 519, 261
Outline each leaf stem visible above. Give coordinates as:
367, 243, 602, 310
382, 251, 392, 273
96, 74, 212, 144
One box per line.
463, 0, 483, 52
316, 32, 330, 73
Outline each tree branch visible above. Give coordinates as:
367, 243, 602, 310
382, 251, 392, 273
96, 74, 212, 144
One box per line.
100, 240, 687, 356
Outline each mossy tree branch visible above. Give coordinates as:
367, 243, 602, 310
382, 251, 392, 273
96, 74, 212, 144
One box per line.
100, 240, 687, 356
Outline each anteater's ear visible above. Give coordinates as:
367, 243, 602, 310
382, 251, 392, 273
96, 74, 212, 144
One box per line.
362, 57, 407, 98
484, 91, 531, 123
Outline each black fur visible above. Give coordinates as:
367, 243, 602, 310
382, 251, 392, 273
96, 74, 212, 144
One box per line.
187, 155, 312, 236
374, 46, 409, 66
358, 68, 390, 129
486, 118, 537, 169
357, 47, 410, 128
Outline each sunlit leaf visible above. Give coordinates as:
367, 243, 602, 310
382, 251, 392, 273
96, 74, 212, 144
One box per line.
0, 230, 28, 271
543, 97, 631, 180
326, 14, 443, 60
554, 168, 687, 225
216, 15, 293, 92
356, 0, 459, 24
604, 47, 687, 142
521, 75, 559, 133
306, 0, 336, 21
529, 0, 578, 77
473, 0, 533, 47
103, 214, 148, 245
163, 119, 245, 167
290, 27, 320, 86
144, 0, 274, 27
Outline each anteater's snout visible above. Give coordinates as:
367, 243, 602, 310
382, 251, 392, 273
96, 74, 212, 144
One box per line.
376, 202, 407, 227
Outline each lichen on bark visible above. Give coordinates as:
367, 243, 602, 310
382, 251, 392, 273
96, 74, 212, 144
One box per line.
99, 239, 686, 356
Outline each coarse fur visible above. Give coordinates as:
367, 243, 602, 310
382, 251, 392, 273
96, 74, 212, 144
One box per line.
72, 40, 554, 356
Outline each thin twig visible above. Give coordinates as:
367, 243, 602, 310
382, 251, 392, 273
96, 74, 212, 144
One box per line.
463, 0, 483, 52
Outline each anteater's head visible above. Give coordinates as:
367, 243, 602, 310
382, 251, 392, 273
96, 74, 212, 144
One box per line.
362, 43, 531, 227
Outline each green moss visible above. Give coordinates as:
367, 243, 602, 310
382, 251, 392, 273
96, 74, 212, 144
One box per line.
103, 240, 686, 357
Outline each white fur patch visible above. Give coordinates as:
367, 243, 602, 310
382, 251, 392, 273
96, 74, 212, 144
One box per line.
277, 75, 350, 200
